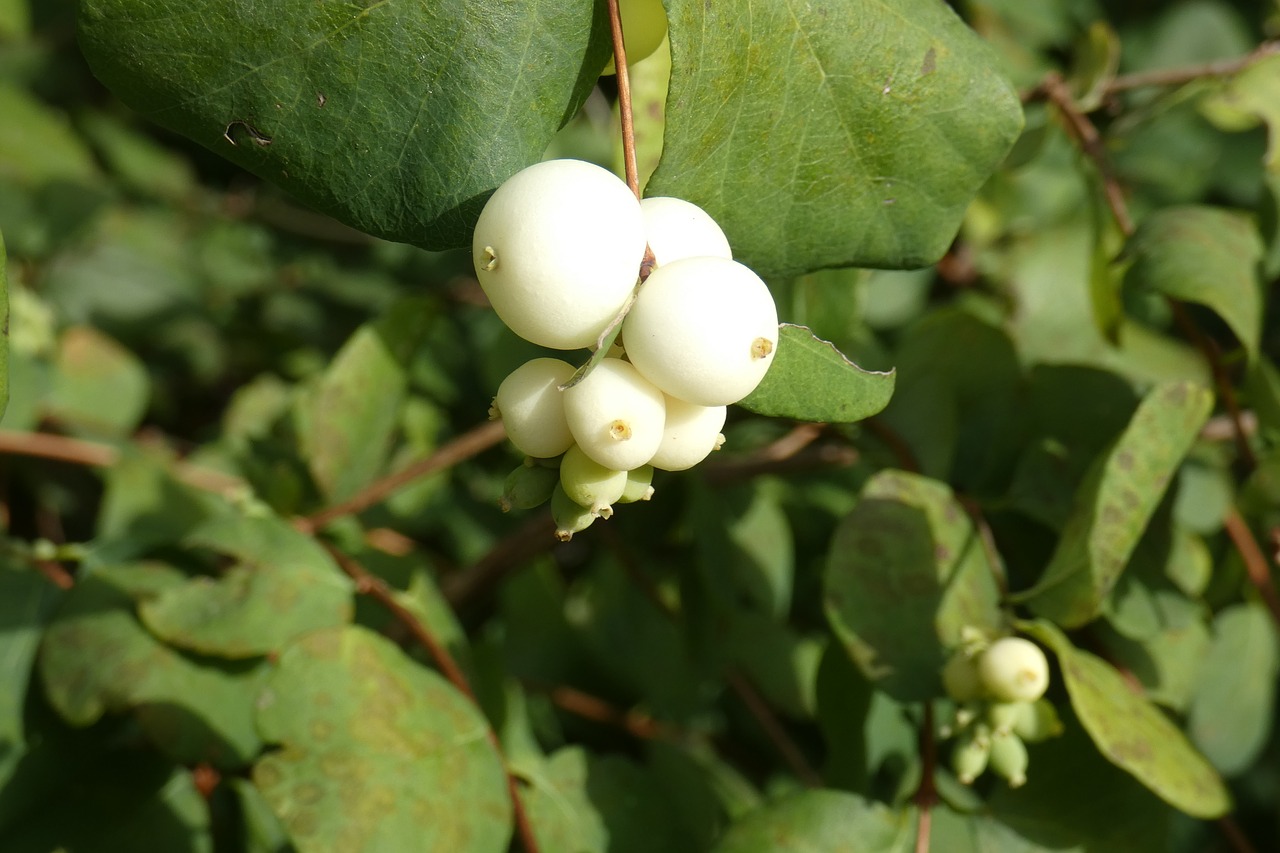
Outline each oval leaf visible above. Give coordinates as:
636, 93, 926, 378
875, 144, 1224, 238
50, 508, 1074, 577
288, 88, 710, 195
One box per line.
824, 470, 1002, 701
712, 790, 910, 853
1123, 206, 1263, 361
253, 626, 510, 851
76, 0, 606, 248
738, 324, 895, 423
1020, 381, 1213, 627
649, 0, 1023, 276
1023, 620, 1231, 819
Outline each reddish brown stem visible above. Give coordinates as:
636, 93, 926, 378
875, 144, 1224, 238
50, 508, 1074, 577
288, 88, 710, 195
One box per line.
725, 670, 824, 788
300, 420, 506, 533
606, 0, 639, 198
441, 511, 557, 608
1105, 41, 1280, 94
35, 560, 75, 590
1223, 509, 1280, 629
912, 702, 937, 853
323, 543, 540, 852
1217, 814, 1260, 853
534, 682, 673, 741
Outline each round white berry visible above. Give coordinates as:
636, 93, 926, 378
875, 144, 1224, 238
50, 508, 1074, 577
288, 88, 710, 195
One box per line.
562, 358, 666, 470
978, 637, 1050, 703
492, 358, 575, 459
622, 256, 779, 406
648, 397, 726, 471
641, 196, 732, 266
472, 159, 645, 350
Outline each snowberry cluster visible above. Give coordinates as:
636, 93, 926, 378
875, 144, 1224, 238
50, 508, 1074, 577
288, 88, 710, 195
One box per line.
475, 159, 779, 540
940, 634, 1060, 789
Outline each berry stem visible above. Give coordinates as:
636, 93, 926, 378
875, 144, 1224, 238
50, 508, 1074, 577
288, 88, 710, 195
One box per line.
605, 0, 640, 199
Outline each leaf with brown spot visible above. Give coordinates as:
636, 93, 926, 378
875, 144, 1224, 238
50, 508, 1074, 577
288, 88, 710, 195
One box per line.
253, 626, 510, 851
1023, 620, 1230, 819
1018, 381, 1212, 627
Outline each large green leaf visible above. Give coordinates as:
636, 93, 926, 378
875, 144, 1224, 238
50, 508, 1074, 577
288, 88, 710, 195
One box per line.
1024, 620, 1231, 819
1020, 381, 1213, 627
1187, 603, 1279, 776
76, 0, 606, 249
648, 0, 1023, 276
0, 228, 7, 422
824, 470, 1003, 701
1122, 206, 1263, 362
38, 566, 267, 768
737, 325, 895, 424
252, 626, 510, 851
0, 564, 61, 781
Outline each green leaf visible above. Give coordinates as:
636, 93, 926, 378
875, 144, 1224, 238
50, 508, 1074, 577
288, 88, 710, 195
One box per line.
824, 471, 1002, 701
39, 566, 267, 768
1023, 619, 1231, 819
0, 227, 7, 423
711, 789, 912, 852
1020, 381, 1213, 627
523, 747, 696, 853
1068, 21, 1121, 112
1187, 603, 1279, 776
46, 325, 150, 437
295, 299, 435, 502
737, 325, 895, 424
1122, 206, 1263, 362
76, 0, 606, 248
648, 0, 1022, 276
0, 564, 61, 776
1201, 53, 1280, 173
0, 83, 101, 187
252, 625, 510, 851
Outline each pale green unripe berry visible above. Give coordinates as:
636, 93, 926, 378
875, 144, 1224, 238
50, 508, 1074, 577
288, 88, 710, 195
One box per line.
551, 484, 597, 542
623, 256, 779, 406
559, 445, 627, 518
648, 397, 726, 471
988, 731, 1029, 788
472, 159, 645, 350
1012, 698, 1063, 743
562, 358, 666, 470
500, 461, 561, 512
602, 0, 668, 74
986, 701, 1024, 736
618, 465, 655, 503
941, 651, 984, 703
978, 637, 1051, 703
641, 197, 732, 266
492, 358, 576, 459
951, 727, 991, 785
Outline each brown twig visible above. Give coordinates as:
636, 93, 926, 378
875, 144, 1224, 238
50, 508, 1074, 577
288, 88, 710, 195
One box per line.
725, 670, 824, 788
0, 429, 243, 493
606, 0, 639, 197
299, 420, 506, 532
864, 417, 921, 473
1105, 41, 1280, 95
34, 560, 75, 590
912, 702, 937, 853
322, 543, 540, 852
1217, 814, 1261, 853
441, 511, 558, 608
1031, 73, 1134, 236
533, 682, 674, 741
1223, 509, 1280, 628
703, 423, 859, 483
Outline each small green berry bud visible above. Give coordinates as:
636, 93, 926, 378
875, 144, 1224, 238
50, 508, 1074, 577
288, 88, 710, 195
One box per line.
942, 650, 984, 703
988, 731, 1029, 788
618, 465, 655, 503
551, 484, 597, 542
1011, 698, 1063, 743
501, 462, 561, 512
986, 701, 1026, 736
559, 445, 627, 517
951, 727, 992, 785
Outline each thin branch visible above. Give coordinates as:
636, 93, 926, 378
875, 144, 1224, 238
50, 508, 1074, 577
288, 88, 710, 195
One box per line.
864, 417, 921, 473
1031, 73, 1134, 237
606, 0, 639, 197
300, 420, 506, 533
912, 702, 937, 853
34, 560, 75, 590
703, 423, 859, 484
0, 429, 243, 493
322, 543, 540, 852
441, 511, 557, 608
1217, 815, 1261, 853
1223, 509, 1280, 628
725, 670, 824, 788
1105, 41, 1280, 95
531, 682, 674, 741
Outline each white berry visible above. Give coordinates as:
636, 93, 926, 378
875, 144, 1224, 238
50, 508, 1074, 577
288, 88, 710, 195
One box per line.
978, 637, 1050, 703
622, 256, 779, 406
648, 397, 726, 471
562, 358, 666, 470
492, 358, 575, 458
641, 196, 732, 266
472, 159, 645, 350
